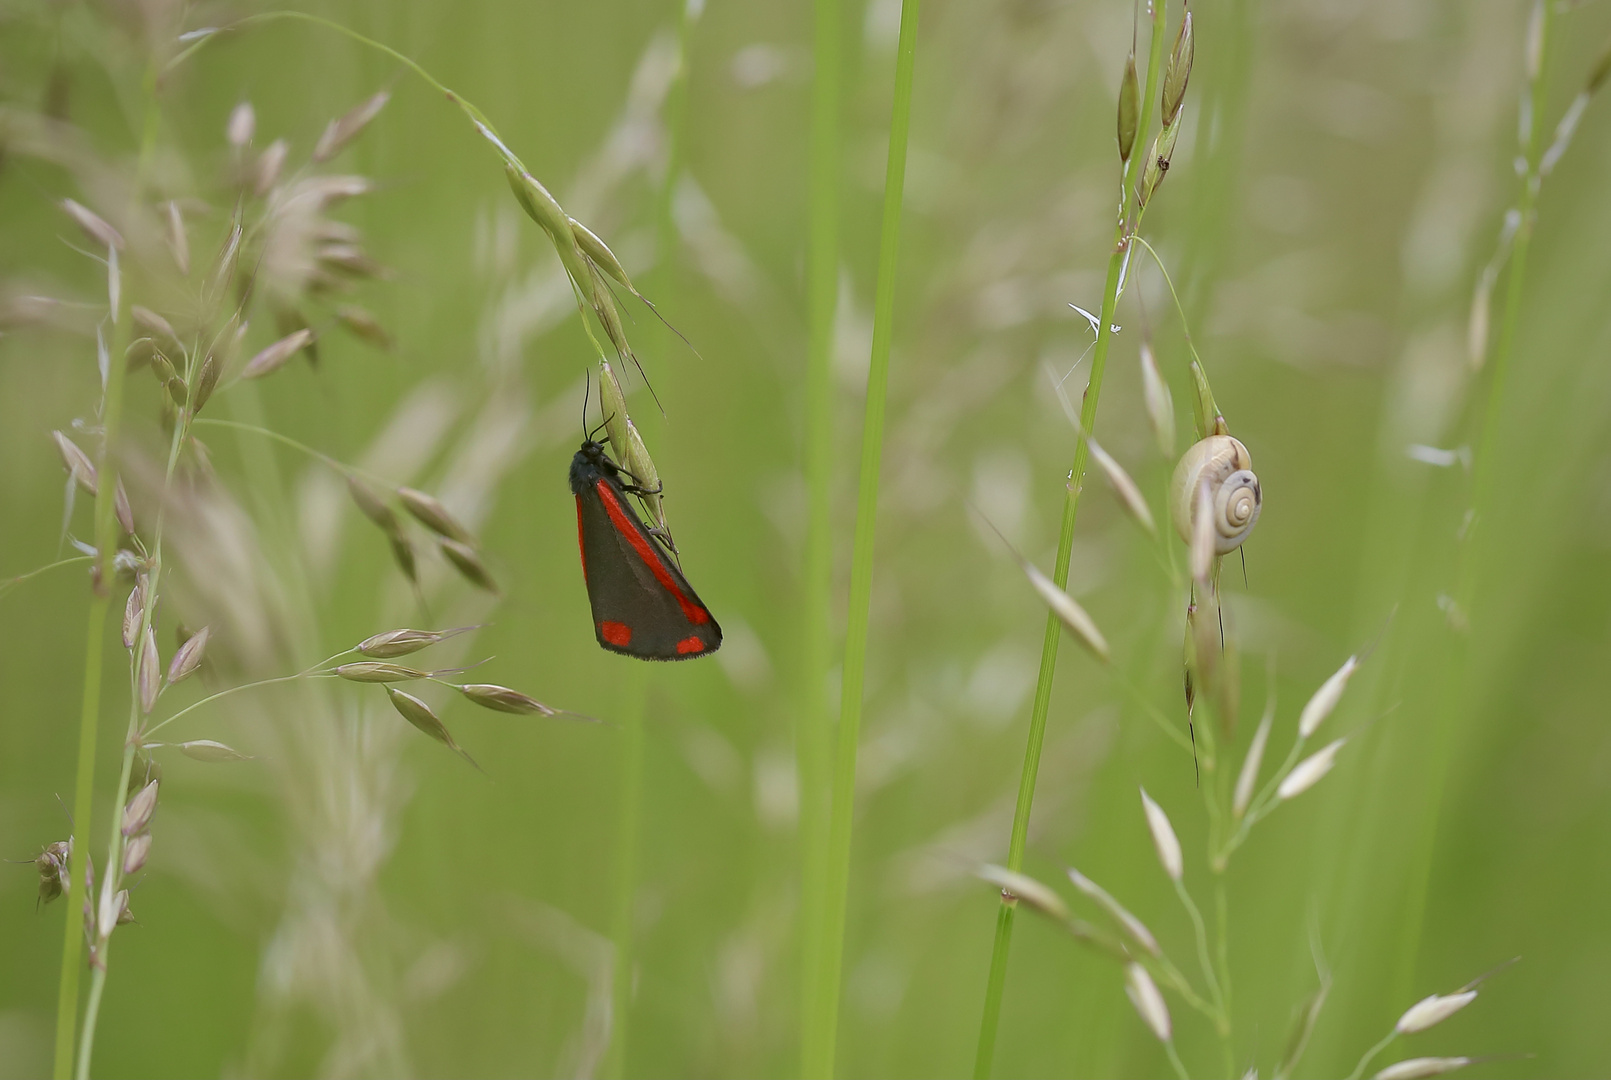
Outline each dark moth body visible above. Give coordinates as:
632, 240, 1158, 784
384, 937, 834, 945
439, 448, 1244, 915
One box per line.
570, 440, 722, 660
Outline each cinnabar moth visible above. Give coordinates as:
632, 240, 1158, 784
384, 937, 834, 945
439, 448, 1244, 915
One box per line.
570, 439, 722, 660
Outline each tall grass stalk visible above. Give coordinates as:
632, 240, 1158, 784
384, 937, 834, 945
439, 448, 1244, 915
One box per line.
53, 61, 158, 1079
804, 0, 919, 1073
973, 3, 1168, 1075
1392, 0, 1553, 1003
798, 0, 841, 1071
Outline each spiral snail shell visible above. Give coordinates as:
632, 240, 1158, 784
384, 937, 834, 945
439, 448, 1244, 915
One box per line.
1169, 435, 1262, 554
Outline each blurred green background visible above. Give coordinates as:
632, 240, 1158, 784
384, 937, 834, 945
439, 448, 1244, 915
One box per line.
3, 0, 1610, 1076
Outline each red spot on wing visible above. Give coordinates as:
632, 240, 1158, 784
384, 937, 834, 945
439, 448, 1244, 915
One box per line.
575, 496, 587, 578
601, 621, 632, 646
595, 480, 711, 625
675, 635, 706, 655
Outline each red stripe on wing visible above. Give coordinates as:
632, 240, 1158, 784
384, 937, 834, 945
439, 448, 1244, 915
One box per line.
595, 480, 711, 625
574, 496, 587, 579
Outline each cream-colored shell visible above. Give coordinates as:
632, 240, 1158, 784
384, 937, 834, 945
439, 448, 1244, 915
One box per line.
1169, 435, 1262, 554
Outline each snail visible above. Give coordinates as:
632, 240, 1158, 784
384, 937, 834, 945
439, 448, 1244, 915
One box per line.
1169, 435, 1262, 555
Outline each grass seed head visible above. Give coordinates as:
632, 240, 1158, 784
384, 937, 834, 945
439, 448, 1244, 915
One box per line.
1374, 1057, 1473, 1080
388, 533, 419, 584
177, 739, 252, 763
226, 101, 255, 147
1396, 991, 1478, 1034
253, 139, 288, 197
439, 538, 499, 593
570, 217, 636, 294
976, 864, 1069, 921
122, 831, 151, 876
1188, 360, 1224, 440
358, 628, 446, 658
457, 683, 559, 715
1162, 7, 1194, 126
1139, 340, 1175, 458
1089, 437, 1156, 537
1118, 54, 1140, 164
504, 165, 572, 242
131, 305, 178, 346
166, 625, 210, 684
1234, 707, 1274, 818
1067, 868, 1159, 955
137, 625, 160, 714
122, 585, 142, 649
346, 476, 398, 530
121, 779, 159, 837
192, 354, 220, 413
313, 91, 390, 163
243, 328, 315, 379
1017, 556, 1110, 663
1140, 787, 1183, 881
1278, 738, 1347, 800
334, 305, 393, 349
398, 487, 473, 543
166, 201, 190, 276
386, 687, 480, 769
1124, 962, 1172, 1042
60, 199, 124, 250
114, 479, 134, 535
53, 431, 98, 496
1298, 655, 1358, 739
333, 662, 428, 683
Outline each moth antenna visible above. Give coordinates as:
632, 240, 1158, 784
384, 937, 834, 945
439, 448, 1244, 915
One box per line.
581, 368, 593, 439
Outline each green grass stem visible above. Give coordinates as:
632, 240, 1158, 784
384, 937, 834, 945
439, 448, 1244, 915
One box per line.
798, 0, 841, 1073
804, 2, 920, 1074
972, 4, 1168, 1076
606, 667, 648, 1080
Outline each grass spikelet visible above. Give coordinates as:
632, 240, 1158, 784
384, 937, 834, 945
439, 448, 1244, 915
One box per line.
1067, 868, 1160, 955
313, 90, 390, 162
1124, 962, 1172, 1043
1161, 6, 1193, 125
53, 431, 98, 495
120, 833, 150, 876
165, 202, 189, 275
397, 487, 473, 543
1139, 787, 1183, 881
242, 328, 315, 379
1374, 1057, 1473, 1080
253, 138, 288, 196
1234, 706, 1273, 818
1278, 738, 1347, 800
357, 627, 465, 658
386, 687, 480, 770
976, 865, 1069, 921
120, 780, 158, 837
1298, 656, 1358, 739
1396, 991, 1477, 1034
59, 199, 123, 250
438, 538, 499, 593
1139, 340, 1175, 458
455, 683, 560, 716
1118, 54, 1139, 164
332, 661, 429, 683
175, 740, 252, 763
165, 626, 209, 685
121, 586, 142, 649
334, 305, 393, 349
136, 627, 160, 715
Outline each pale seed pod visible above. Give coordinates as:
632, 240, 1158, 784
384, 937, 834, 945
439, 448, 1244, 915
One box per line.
226, 101, 256, 147
53, 431, 98, 496
1396, 991, 1477, 1034
332, 662, 428, 683
570, 217, 636, 294
1233, 706, 1273, 818
1139, 787, 1183, 881
115, 480, 135, 535
1117, 54, 1140, 164
1374, 1058, 1473, 1080
346, 476, 398, 531
1087, 436, 1156, 538
976, 864, 1069, 921
504, 164, 572, 242
397, 488, 473, 543
1161, 8, 1194, 126
1019, 556, 1110, 663
177, 739, 251, 763
1067, 869, 1159, 955
1139, 340, 1175, 458
192, 354, 220, 413
1188, 360, 1225, 440
439, 538, 499, 594
131, 306, 177, 347
137, 626, 160, 714
122, 779, 159, 836
334, 305, 393, 349
358, 628, 445, 658
122, 584, 143, 649
1278, 738, 1347, 800
1138, 118, 1181, 208
60, 199, 124, 250
253, 139, 288, 196
122, 831, 151, 875
456, 683, 559, 716
1298, 655, 1358, 739
388, 533, 419, 584
166, 626, 210, 684
386, 688, 480, 769
242, 328, 315, 379
166, 201, 190, 276
313, 91, 390, 163
1170, 435, 1262, 557
1124, 962, 1172, 1043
